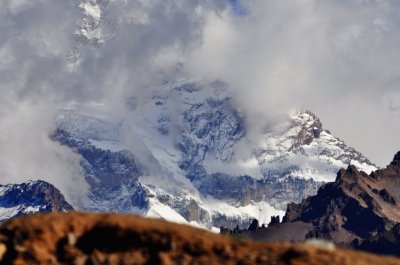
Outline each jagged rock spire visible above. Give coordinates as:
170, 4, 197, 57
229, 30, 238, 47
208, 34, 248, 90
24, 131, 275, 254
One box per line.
391, 151, 400, 166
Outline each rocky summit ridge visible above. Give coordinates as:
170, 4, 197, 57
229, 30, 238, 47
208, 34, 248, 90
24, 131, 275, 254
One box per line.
0, 180, 73, 223
243, 151, 400, 257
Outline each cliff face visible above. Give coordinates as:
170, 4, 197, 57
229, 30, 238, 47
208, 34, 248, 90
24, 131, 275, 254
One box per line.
284, 152, 400, 242
0, 212, 400, 265
245, 152, 400, 256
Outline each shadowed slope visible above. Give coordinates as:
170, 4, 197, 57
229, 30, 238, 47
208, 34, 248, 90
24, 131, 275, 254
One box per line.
244, 151, 400, 257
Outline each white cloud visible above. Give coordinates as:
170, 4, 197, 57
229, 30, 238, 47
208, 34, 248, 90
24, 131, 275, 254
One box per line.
0, 0, 228, 204
0, 0, 399, 206
186, 0, 400, 165
0, 99, 88, 206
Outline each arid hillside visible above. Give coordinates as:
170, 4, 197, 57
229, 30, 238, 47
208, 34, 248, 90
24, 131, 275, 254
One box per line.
0, 212, 400, 265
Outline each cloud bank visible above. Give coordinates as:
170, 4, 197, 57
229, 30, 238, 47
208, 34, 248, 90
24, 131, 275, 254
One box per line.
0, 0, 399, 203
0, 0, 227, 204
186, 0, 400, 165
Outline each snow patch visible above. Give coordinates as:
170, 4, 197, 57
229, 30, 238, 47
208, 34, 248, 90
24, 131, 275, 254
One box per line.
145, 198, 188, 225
201, 197, 285, 226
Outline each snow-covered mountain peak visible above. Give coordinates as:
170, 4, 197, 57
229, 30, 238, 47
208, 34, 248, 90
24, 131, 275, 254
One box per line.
51, 81, 378, 228
260, 110, 323, 156
0, 180, 73, 222
257, 109, 376, 183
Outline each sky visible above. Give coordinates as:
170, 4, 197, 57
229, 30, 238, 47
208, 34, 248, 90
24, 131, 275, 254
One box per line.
0, 0, 399, 201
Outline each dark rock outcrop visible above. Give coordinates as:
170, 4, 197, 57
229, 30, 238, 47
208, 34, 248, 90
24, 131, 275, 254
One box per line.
268, 216, 281, 227
244, 152, 400, 256
391, 151, 400, 167
248, 219, 259, 231
357, 223, 400, 256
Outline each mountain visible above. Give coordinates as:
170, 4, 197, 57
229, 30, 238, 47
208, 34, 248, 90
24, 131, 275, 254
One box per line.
53, 80, 376, 229
0, 180, 73, 222
1, 212, 400, 265
244, 151, 400, 256
30, 0, 377, 229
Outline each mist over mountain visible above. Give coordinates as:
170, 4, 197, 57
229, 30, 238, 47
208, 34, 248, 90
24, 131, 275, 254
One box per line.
1, 0, 400, 195
0, 0, 399, 230
0, 80, 377, 229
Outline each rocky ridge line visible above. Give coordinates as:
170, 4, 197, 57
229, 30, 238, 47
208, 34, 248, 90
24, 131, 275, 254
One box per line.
0, 180, 73, 223
242, 151, 400, 257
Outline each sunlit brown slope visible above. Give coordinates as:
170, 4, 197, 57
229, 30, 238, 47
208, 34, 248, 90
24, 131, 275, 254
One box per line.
0, 212, 400, 265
